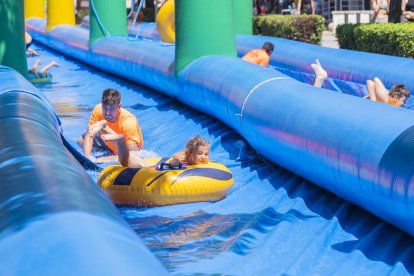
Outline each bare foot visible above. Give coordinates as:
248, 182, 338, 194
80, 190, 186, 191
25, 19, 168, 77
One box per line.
101, 133, 125, 142
88, 120, 107, 137
311, 59, 327, 81
27, 49, 40, 56
50, 60, 60, 67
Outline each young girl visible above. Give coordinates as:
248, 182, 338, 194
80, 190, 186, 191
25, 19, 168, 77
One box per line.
99, 134, 210, 168
170, 136, 210, 167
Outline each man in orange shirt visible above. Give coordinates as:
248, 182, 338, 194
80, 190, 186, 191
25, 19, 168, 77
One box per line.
77, 88, 144, 162
242, 42, 274, 67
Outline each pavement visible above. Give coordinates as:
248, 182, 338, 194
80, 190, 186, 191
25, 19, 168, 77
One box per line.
321, 30, 339, 49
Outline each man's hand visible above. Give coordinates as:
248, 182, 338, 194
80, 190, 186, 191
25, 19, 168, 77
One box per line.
88, 120, 107, 137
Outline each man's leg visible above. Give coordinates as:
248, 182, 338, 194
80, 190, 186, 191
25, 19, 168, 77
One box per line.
366, 80, 377, 101
373, 77, 390, 103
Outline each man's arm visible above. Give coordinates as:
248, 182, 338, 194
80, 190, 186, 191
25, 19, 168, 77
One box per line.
84, 120, 110, 159
122, 116, 144, 151
127, 143, 140, 151
83, 132, 94, 159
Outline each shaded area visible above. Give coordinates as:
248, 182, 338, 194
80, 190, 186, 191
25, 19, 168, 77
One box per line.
31, 43, 414, 275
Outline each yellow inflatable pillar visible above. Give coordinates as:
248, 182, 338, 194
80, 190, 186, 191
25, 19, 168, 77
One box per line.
47, 0, 75, 32
156, 0, 175, 44
25, 0, 45, 19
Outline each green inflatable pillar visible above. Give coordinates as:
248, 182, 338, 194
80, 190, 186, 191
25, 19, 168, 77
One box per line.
233, 0, 253, 35
175, 0, 237, 75
89, 0, 127, 47
0, 0, 28, 77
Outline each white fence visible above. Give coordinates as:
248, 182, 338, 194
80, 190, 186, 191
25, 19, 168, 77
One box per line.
332, 10, 374, 33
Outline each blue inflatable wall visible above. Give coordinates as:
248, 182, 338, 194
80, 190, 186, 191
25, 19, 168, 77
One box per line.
0, 66, 167, 275
120, 21, 414, 103
26, 18, 414, 238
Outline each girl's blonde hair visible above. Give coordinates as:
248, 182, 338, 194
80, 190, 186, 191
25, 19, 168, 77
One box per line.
185, 136, 210, 156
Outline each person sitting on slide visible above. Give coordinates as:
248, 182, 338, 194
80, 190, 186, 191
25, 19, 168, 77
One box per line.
242, 42, 274, 67
28, 59, 59, 78
77, 88, 144, 163
100, 134, 210, 169
366, 78, 410, 107
311, 59, 410, 107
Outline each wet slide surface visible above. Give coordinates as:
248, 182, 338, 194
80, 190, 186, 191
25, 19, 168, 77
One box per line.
30, 43, 414, 275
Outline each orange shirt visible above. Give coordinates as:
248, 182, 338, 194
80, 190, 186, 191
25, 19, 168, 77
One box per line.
88, 103, 143, 153
388, 101, 400, 107
242, 49, 270, 67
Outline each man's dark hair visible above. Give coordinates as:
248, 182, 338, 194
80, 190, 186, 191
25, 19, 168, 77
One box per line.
102, 88, 121, 105
389, 84, 410, 99
262, 42, 274, 55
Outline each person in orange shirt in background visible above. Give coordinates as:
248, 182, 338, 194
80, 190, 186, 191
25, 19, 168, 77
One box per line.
242, 42, 274, 67
77, 88, 144, 162
366, 78, 410, 107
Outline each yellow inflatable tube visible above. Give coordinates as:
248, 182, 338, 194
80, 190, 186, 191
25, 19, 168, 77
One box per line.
98, 157, 234, 207
156, 0, 175, 44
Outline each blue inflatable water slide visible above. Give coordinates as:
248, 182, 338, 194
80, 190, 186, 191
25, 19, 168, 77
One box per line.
2, 3, 414, 275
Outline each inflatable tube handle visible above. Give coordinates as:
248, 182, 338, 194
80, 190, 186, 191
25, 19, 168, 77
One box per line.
159, 162, 186, 171
61, 134, 103, 172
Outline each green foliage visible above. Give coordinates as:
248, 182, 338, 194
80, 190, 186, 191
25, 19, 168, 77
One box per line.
336, 22, 414, 58
336, 23, 360, 50
253, 14, 325, 45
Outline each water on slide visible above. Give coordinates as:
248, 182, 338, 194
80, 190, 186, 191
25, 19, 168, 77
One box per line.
29, 43, 414, 275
